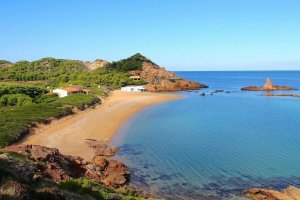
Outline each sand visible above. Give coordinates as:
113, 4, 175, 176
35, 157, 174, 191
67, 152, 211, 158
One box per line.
20, 90, 181, 161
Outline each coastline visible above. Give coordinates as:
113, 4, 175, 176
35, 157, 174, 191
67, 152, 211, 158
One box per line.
20, 90, 181, 161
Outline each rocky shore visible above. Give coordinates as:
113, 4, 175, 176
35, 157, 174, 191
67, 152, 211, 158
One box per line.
6, 144, 130, 188
0, 144, 143, 199
241, 78, 296, 91
141, 62, 207, 92
245, 186, 300, 200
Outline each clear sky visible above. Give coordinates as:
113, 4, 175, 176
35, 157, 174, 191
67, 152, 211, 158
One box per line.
1, 0, 300, 71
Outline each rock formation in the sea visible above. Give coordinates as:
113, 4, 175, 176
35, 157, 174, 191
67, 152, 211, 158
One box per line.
244, 186, 300, 200
5, 144, 129, 188
241, 78, 296, 91
83, 59, 109, 71
141, 61, 208, 92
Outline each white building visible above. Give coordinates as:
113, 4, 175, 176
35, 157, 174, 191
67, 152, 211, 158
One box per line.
53, 88, 68, 97
53, 85, 90, 97
121, 86, 147, 92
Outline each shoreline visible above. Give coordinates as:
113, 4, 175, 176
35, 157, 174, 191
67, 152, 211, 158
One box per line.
19, 90, 181, 161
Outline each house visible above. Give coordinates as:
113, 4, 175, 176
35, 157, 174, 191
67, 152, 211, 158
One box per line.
53, 85, 90, 97
130, 76, 141, 81
121, 86, 147, 92
130, 70, 142, 76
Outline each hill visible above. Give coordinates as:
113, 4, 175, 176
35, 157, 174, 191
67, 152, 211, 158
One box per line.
0, 54, 207, 90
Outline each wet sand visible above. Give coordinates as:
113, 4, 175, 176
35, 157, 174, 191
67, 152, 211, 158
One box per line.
21, 90, 181, 161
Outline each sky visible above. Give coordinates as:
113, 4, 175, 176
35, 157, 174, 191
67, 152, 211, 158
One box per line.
1, 0, 300, 71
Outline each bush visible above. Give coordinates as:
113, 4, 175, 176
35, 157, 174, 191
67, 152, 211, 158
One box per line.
0, 94, 32, 106
56, 94, 100, 110
59, 178, 144, 200
0, 85, 47, 98
34, 93, 58, 104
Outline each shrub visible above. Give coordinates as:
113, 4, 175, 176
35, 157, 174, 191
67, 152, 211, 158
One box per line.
0, 85, 47, 98
0, 94, 32, 106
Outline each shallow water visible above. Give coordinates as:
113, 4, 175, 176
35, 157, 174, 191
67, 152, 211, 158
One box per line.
111, 71, 300, 199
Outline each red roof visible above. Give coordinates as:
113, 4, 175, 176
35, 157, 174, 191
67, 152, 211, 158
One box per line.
130, 70, 142, 75
62, 85, 83, 92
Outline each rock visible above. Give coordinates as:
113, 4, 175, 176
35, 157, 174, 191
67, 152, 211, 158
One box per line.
84, 163, 104, 180
141, 62, 207, 92
92, 156, 109, 170
242, 78, 296, 91
199, 92, 205, 96
5, 144, 130, 188
83, 59, 109, 71
244, 186, 300, 200
0, 180, 33, 199
85, 139, 118, 157
102, 173, 127, 188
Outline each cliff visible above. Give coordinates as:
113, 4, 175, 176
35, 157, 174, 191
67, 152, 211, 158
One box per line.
140, 61, 207, 92
241, 78, 296, 91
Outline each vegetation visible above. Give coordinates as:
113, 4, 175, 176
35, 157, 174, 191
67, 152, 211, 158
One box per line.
59, 178, 144, 200
0, 53, 149, 88
0, 53, 149, 147
0, 84, 100, 147
0, 85, 47, 98
0, 94, 32, 106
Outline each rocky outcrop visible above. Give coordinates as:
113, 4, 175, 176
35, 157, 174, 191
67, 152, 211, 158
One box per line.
83, 59, 109, 71
5, 144, 129, 188
141, 62, 207, 92
242, 78, 296, 91
85, 139, 118, 157
244, 186, 300, 200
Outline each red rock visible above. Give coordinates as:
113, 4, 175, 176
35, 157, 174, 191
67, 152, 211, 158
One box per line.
141, 62, 207, 92
92, 156, 109, 170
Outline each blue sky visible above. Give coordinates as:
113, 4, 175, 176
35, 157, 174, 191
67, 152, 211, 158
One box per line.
1, 0, 300, 71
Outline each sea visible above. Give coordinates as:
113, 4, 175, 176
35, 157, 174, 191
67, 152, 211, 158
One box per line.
110, 71, 300, 199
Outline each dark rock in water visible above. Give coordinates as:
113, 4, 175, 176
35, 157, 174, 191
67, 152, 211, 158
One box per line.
215, 90, 224, 93
199, 92, 205, 96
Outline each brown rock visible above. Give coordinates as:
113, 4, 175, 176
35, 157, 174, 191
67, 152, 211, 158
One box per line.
141, 62, 207, 92
102, 173, 127, 188
92, 156, 109, 170
242, 78, 296, 91
244, 186, 300, 200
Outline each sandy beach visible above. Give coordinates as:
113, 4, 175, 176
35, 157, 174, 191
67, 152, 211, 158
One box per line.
20, 90, 180, 161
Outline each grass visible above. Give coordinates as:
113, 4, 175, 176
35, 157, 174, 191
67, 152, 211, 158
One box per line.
0, 94, 100, 147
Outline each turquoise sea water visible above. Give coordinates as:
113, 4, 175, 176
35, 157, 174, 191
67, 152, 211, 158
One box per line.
110, 71, 300, 199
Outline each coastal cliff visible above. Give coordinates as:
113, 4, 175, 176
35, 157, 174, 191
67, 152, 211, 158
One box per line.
140, 60, 207, 92
242, 78, 296, 91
